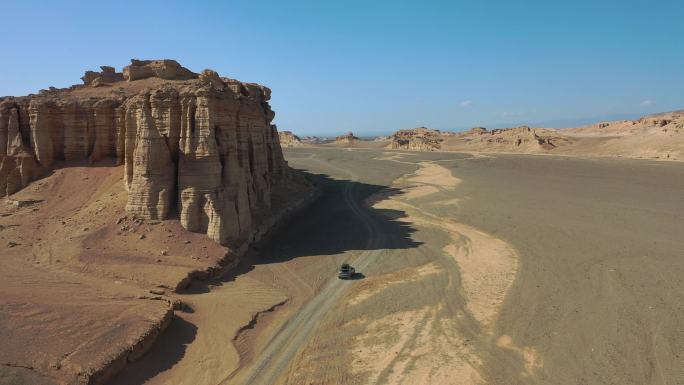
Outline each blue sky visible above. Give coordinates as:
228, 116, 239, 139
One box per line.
2, 0, 683, 136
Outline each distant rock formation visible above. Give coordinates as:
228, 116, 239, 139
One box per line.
333, 131, 360, 146
279, 130, 304, 147
560, 110, 684, 159
468, 127, 488, 135
301, 135, 328, 144
383, 125, 576, 153
382, 111, 683, 160
389, 127, 444, 151
471, 126, 573, 151
0, 59, 290, 245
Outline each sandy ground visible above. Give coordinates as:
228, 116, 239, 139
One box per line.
111, 274, 289, 385
6, 147, 683, 385
233, 147, 683, 385
442, 154, 684, 384
279, 156, 520, 385
0, 160, 310, 385
0, 163, 195, 384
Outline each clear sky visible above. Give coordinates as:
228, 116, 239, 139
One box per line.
2, 0, 683, 136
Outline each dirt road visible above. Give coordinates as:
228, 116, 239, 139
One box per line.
275, 150, 519, 385
236, 159, 383, 385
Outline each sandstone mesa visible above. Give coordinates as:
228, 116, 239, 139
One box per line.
0, 59, 290, 245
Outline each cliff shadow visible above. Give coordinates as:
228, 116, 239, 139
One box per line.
187, 170, 422, 292
109, 317, 197, 385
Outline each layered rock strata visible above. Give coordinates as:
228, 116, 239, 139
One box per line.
0, 59, 289, 244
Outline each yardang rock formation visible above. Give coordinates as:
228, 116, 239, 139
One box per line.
278, 130, 304, 147
333, 131, 360, 146
389, 127, 446, 151
383, 113, 683, 160
0, 59, 290, 245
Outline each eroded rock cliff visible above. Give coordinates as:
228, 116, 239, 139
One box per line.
0, 59, 289, 244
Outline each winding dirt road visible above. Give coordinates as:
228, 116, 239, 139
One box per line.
235, 157, 386, 385
236, 150, 520, 385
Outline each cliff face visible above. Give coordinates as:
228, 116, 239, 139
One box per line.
0, 59, 289, 245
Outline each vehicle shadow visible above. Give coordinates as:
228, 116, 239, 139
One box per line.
348, 272, 366, 280
185, 169, 421, 293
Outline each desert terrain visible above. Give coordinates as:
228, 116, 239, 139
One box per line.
107, 146, 683, 385
2, 61, 683, 385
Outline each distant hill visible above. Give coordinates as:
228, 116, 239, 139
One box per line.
376, 110, 684, 161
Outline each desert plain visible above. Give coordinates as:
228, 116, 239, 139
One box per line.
114, 147, 683, 385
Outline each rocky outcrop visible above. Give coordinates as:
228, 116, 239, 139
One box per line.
0, 59, 290, 245
382, 111, 684, 160
333, 132, 360, 146
279, 131, 303, 147
483, 126, 573, 150
389, 127, 444, 151
81, 66, 124, 86
385, 125, 573, 153
301, 136, 328, 144
123, 59, 198, 81
468, 127, 488, 135
559, 111, 684, 160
